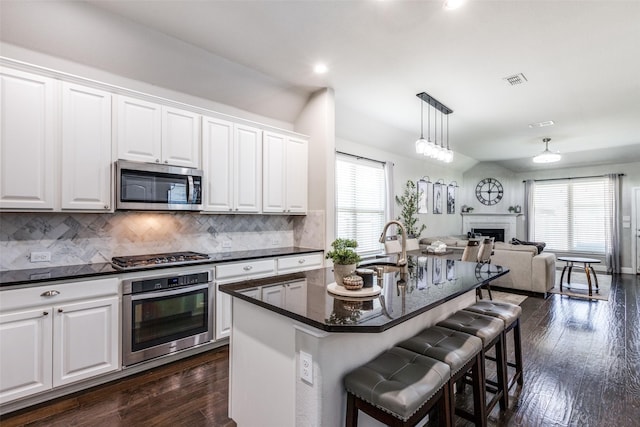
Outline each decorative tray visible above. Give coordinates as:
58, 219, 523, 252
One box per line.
327, 282, 381, 298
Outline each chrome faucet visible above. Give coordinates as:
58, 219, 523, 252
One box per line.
378, 220, 408, 271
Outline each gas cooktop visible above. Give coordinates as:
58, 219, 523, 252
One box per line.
111, 251, 211, 270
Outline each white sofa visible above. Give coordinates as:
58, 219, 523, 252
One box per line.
420, 237, 556, 297
489, 242, 556, 297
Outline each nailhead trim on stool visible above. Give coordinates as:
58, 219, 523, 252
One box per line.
437, 310, 509, 413
344, 346, 452, 427
397, 326, 487, 427
464, 300, 524, 390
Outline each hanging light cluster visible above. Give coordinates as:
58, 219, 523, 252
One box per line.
414, 92, 454, 163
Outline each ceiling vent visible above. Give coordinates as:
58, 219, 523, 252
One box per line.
503, 73, 528, 86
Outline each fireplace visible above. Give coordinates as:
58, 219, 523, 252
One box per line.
472, 228, 505, 242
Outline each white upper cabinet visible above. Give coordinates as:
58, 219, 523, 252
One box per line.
116, 95, 162, 164
202, 117, 262, 213
202, 117, 234, 212
161, 106, 200, 168
61, 83, 112, 211
235, 124, 262, 213
0, 68, 56, 210
116, 95, 200, 168
284, 136, 308, 213
262, 131, 308, 214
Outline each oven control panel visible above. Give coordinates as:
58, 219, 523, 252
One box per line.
123, 271, 211, 294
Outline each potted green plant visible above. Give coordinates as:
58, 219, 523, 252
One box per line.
395, 180, 426, 238
326, 238, 362, 286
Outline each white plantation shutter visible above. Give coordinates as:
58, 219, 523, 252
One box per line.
335, 154, 386, 256
533, 177, 611, 254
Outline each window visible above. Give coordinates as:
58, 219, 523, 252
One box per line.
532, 177, 611, 254
335, 154, 387, 256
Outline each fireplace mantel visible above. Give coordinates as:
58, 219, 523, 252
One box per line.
461, 213, 524, 242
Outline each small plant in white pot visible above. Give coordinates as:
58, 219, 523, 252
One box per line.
326, 238, 362, 286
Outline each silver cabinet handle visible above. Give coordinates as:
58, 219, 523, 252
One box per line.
41, 290, 60, 297
155, 159, 160, 163
243, 265, 253, 271
104, 205, 109, 209
298, 259, 306, 264
58, 308, 64, 313
164, 160, 168, 164
43, 311, 49, 316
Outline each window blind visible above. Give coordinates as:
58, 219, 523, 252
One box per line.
335, 154, 386, 256
533, 177, 611, 254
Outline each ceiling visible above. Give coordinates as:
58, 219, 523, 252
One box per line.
7, 1, 640, 172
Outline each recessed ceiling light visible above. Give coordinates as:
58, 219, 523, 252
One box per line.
313, 63, 328, 74
528, 120, 555, 128
443, 0, 466, 10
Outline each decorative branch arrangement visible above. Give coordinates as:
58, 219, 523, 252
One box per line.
396, 180, 427, 238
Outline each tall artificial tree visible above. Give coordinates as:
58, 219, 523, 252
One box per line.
395, 180, 427, 237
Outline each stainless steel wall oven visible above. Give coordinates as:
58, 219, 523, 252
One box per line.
122, 270, 213, 367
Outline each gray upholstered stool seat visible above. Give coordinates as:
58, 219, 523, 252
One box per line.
437, 310, 509, 413
397, 326, 486, 427
344, 346, 452, 426
464, 301, 524, 390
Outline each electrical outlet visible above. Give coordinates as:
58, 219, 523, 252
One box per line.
271, 238, 280, 246
30, 252, 51, 263
222, 241, 232, 249
300, 351, 313, 384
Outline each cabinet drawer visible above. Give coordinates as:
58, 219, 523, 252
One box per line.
215, 259, 276, 281
0, 278, 119, 312
277, 253, 323, 274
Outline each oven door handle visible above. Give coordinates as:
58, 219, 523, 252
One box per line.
130, 283, 210, 301
187, 176, 195, 204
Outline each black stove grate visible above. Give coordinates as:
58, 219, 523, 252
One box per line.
111, 251, 210, 269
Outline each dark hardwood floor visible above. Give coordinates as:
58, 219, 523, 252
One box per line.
2, 274, 638, 427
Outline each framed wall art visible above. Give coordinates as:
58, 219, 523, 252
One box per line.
417, 179, 429, 214
447, 185, 456, 214
433, 183, 443, 214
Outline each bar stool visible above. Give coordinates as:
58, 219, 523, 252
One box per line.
397, 326, 487, 427
344, 346, 452, 427
437, 310, 509, 413
476, 238, 495, 300
464, 301, 523, 391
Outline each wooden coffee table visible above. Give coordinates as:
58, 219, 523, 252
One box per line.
557, 256, 601, 297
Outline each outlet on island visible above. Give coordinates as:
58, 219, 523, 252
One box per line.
300, 351, 313, 384
222, 241, 232, 249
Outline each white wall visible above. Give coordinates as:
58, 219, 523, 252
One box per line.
464, 160, 640, 272
336, 138, 465, 239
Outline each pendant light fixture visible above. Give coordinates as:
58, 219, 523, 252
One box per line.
415, 92, 454, 163
415, 99, 427, 154
532, 137, 561, 163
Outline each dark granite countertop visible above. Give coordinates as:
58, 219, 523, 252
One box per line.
219, 255, 509, 333
0, 247, 323, 287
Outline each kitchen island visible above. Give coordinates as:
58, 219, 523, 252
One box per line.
219, 256, 509, 427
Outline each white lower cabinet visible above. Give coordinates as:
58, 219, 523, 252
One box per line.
215, 282, 233, 341
0, 278, 119, 404
260, 280, 307, 316
0, 308, 53, 403
52, 296, 119, 387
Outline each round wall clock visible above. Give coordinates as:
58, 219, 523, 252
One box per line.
475, 178, 504, 206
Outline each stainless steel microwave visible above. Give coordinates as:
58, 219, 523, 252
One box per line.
116, 160, 203, 211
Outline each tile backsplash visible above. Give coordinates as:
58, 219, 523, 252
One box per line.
0, 211, 325, 271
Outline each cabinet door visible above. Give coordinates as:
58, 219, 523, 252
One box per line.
116, 95, 162, 164
0, 308, 53, 403
262, 284, 285, 308
285, 137, 308, 213
61, 83, 112, 211
262, 131, 287, 213
215, 283, 232, 340
161, 106, 200, 168
234, 124, 262, 213
52, 296, 119, 387
0, 68, 56, 209
285, 280, 307, 316
202, 117, 234, 212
